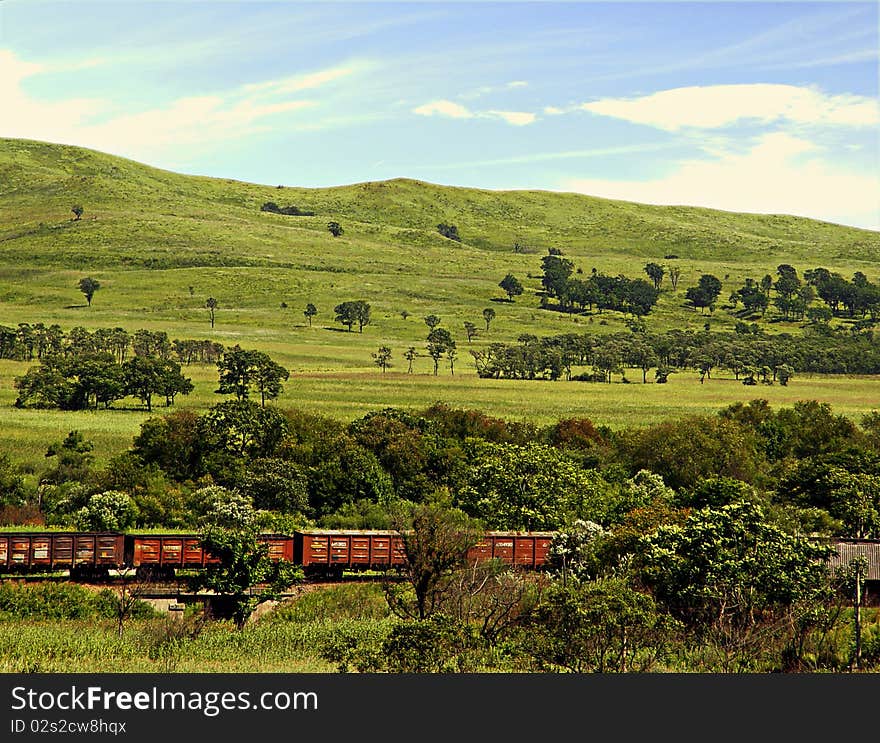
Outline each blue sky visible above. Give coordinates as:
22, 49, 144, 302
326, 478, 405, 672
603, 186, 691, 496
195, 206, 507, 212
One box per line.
1, 1, 878, 228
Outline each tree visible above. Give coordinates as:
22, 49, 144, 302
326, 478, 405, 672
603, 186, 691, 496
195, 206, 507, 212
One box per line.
418, 316, 439, 335
400, 310, 411, 321
463, 321, 478, 343
426, 327, 455, 376
448, 347, 457, 376
334, 300, 370, 333
384, 501, 483, 620
78, 277, 100, 307
437, 223, 461, 242
199, 399, 289, 461
216, 346, 289, 406
668, 266, 682, 291
354, 300, 371, 333
123, 356, 169, 412
522, 577, 677, 673
71, 205, 84, 221
404, 347, 418, 374
206, 297, 218, 328
457, 440, 615, 530
327, 221, 344, 237
482, 307, 496, 332
644, 262, 665, 290
685, 274, 722, 313
540, 252, 574, 299
240, 457, 309, 516
499, 273, 524, 302
252, 354, 290, 407
639, 501, 833, 671
75, 490, 138, 531
372, 345, 393, 373
334, 301, 358, 332
192, 495, 301, 628
303, 303, 317, 327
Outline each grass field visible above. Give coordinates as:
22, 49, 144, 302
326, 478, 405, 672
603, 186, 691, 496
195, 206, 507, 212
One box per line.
0, 355, 877, 474
0, 137, 878, 472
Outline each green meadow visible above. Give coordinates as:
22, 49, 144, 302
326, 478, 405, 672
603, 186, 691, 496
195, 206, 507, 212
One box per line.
0, 137, 878, 471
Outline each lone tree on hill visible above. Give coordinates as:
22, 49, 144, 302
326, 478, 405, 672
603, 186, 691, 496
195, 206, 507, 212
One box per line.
463, 321, 478, 343
499, 273, 524, 302
327, 221, 344, 237
482, 307, 496, 332
78, 277, 100, 307
206, 297, 218, 328
304, 303, 317, 327
71, 205, 84, 221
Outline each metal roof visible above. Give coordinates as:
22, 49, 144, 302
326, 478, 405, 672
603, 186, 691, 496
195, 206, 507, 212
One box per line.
829, 540, 880, 581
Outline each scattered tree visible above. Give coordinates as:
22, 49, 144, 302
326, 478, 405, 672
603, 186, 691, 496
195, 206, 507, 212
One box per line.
206, 297, 218, 328
437, 223, 461, 242
645, 262, 665, 290
482, 307, 496, 332
499, 273, 524, 302
404, 347, 418, 374
327, 221, 344, 237
78, 277, 101, 307
372, 345, 393, 373
71, 205, 84, 221
303, 303, 317, 327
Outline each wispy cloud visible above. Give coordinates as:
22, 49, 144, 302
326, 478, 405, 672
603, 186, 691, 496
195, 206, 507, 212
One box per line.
581, 84, 880, 131
413, 99, 537, 126
242, 63, 365, 96
418, 142, 679, 170
413, 99, 474, 119
562, 132, 880, 229
0, 49, 366, 159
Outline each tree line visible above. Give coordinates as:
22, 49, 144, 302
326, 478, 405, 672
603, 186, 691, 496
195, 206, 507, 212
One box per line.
469, 325, 880, 382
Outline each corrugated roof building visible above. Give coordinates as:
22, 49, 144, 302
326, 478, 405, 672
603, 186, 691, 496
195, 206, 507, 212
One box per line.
828, 539, 880, 581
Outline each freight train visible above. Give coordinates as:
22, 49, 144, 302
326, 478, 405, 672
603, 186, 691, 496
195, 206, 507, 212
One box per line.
0, 529, 557, 581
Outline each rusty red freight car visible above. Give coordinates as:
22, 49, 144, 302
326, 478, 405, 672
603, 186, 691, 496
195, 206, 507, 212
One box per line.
0, 532, 124, 579
466, 532, 555, 569
126, 533, 294, 580
294, 530, 405, 577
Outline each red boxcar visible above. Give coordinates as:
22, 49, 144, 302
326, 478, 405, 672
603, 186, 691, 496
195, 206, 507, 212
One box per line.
294, 530, 405, 576
0, 532, 124, 577
127, 533, 294, 579
466, 532, 555, 569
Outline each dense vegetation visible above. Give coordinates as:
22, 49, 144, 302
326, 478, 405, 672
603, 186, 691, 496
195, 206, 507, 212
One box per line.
1, 138, 879, 673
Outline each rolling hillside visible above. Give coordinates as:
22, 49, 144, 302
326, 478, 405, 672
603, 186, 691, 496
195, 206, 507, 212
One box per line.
0, 137, 877, 469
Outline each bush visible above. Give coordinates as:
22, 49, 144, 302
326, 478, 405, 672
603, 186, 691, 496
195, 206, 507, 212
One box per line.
0, 583, 154, 621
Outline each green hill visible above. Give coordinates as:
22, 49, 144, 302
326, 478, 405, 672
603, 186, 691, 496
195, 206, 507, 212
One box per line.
0, 136, 877, 467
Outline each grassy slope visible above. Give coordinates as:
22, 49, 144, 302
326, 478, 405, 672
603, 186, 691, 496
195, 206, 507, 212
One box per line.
0, 137, 878, 469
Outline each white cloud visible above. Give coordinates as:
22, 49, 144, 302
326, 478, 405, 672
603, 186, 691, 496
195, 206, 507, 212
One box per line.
543, 106, 565, 115
486, 110, 536, 126
0, 50, 107, 141
413, 99, 474, 119
581, 84, 880, 131
507, 80, 528, 88
0, 49, 350, 160
561, 132, 880, 229
413, 100, 537, 126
